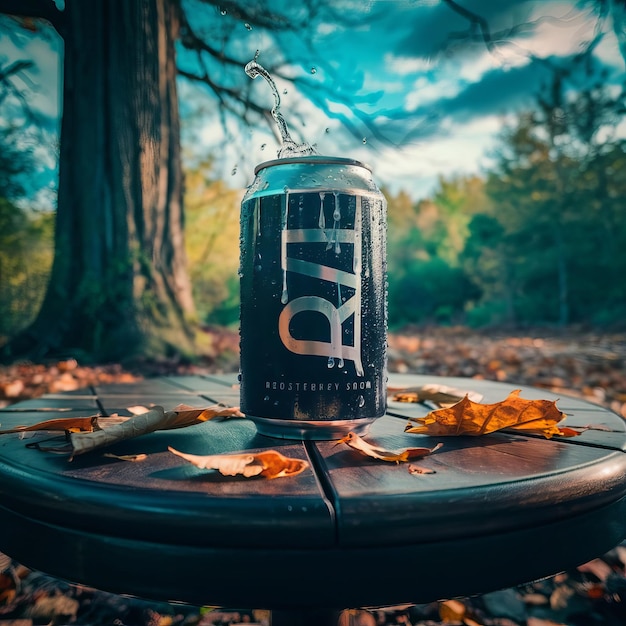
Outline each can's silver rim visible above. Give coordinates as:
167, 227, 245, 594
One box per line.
254, 155, 372, 175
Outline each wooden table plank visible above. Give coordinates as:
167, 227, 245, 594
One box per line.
2, 373, 626, 613
0, 403, 335, 549
311, 413, 626, 547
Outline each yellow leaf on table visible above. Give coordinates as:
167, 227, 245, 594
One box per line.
405, 389, 578, 439
336, 431, 442, 463
168, 447, 309, 479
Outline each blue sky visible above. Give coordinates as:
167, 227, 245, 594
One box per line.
1, 0, 625, 205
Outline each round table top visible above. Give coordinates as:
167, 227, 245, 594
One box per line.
0, 373, 625, 610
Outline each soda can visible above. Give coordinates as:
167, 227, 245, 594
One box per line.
239, 156, 387, 439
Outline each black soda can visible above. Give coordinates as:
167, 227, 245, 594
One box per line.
239, 156, 387, 439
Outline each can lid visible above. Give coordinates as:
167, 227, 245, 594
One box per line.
254, 155, 372, 175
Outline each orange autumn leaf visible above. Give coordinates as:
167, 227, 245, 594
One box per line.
405, 389, 578, 438
168, 447, 309, 479
336, 431, 443, 463
0, 415, 98, 435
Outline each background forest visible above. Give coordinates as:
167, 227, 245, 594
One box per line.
2, 82, 625, 341
0, 0, 625, 360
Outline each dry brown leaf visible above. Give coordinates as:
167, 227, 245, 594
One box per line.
103, 453, 148, 462
405, 390, 577, 438
9, 403, 244, 458
390, 383, 483, 408
407, 464, 436, 475
0, 415, 98, 435
168, 447, 309, 479
168, 403, 244, 428
336, 431, 442, 463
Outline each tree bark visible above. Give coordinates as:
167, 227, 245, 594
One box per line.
1, 0, 198, 362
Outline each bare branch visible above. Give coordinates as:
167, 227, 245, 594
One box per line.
441, 0, 498, 55
0, 60, 34, 82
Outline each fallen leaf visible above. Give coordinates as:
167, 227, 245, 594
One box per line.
168, 447, 309, 479
439, 599, 482, 625
389, 383, 483, 408
0, 415, 98, 435
127, 405, 151, 415
336, 431, 442, 463
103, 453, 148, 462
407, 464, 436, 475
0, 380, 24, 398
10, 404, 244, 458
168, 403, 244, 428
405, 390, 577, 439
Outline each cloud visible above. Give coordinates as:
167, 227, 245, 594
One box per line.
407, 52, 621, 125
431, 56, 553, 120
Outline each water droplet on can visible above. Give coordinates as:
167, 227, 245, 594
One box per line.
283, 88, 288, 95
263, 395, 270, 402
358, 395, 365, 408
362, 137, 367, 144
310, 67, 317, 74
260, 143, 266, 150
244, 22, 252, 30
231, 165, 238, 175
219, 7, 227, 15
325, 127, 330, 133
327, 356, 335, 368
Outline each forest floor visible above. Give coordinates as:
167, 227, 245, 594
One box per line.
0, 326, 625, 625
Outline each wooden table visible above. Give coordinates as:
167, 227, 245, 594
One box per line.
1, 373, 626, 626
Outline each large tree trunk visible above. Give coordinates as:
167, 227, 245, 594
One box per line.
2, 0, 197, 362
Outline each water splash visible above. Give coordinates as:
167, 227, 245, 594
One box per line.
245, 57, 316, 158
326, 192, 341, 254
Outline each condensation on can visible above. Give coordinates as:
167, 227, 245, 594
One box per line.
239, 156, 387, 440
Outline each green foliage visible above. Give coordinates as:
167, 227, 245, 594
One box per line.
0, 199, 54, 338
386, 177, 485, 327
386, 69, 625, 330
184, 158, 241, 327
0, 127, 53, 339
389, 257, 480, 326
463, 76, 626, 327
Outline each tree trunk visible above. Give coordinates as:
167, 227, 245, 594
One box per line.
2, 0, 198, 362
